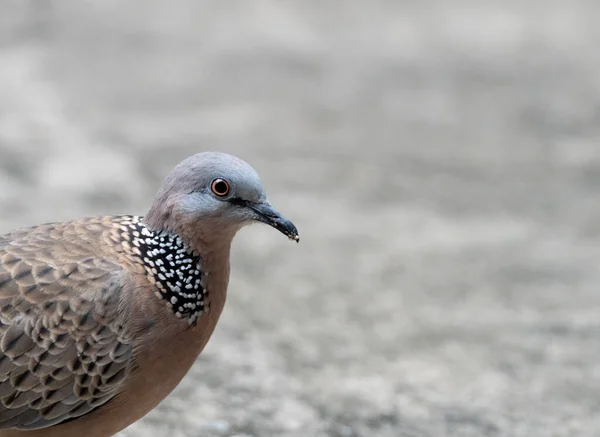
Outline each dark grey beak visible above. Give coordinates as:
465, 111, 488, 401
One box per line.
247, 202, 300, 242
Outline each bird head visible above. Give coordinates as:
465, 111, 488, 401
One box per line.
145, 152, 299, 246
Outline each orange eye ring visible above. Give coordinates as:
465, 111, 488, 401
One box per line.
211, 178, 230, 197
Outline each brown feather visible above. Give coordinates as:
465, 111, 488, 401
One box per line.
0, 218, 136, 430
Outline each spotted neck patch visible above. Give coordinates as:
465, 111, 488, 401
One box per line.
116, 216, 208, 325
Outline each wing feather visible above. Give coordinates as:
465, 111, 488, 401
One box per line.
0, 219, 134, 430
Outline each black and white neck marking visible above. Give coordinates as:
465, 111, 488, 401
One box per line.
117, 216, 209, 325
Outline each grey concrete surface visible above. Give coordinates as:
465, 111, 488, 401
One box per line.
1, 1, 600, 436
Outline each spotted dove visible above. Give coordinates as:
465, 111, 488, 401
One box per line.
0, 152, 299, 437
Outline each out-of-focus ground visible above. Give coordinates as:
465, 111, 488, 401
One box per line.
1, 1, 600, 436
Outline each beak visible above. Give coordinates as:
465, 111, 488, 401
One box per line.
247, 202, 300, 242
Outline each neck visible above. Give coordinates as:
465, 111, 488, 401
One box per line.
158, 217, 235, 326
116, 215, 235, 325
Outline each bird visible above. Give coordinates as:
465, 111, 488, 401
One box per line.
0, 152, 299, 437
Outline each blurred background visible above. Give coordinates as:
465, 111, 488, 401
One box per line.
1, 1, 600, 436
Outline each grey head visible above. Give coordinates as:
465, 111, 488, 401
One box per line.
145, 152, 299, 248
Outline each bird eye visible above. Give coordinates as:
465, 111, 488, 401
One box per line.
211, 178, 230, 197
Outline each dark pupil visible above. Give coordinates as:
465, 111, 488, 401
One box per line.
214, 180, 228, 194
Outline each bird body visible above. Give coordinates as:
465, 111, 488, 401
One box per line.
0, 153, 298, 436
